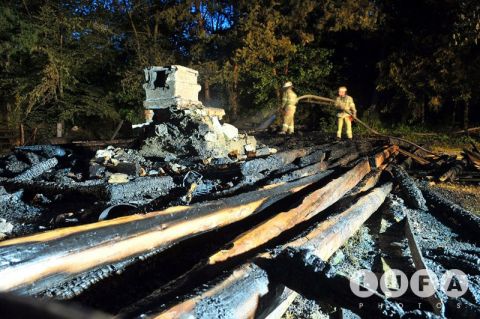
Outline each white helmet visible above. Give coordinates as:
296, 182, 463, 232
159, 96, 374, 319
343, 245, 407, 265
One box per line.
283, 81, 293, 88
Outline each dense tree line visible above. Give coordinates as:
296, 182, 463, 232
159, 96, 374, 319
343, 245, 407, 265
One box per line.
0, 0, 478, 140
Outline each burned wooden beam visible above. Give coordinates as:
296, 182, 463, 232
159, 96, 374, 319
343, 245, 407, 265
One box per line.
464, 149, 480, 170
398, 147, 431, 166
144, 183, 395, 319
240, 148, 312, 177
14, 145, 68, 158
265, 162, 329, 184
391, 166, 427, 210
1, 176, 175, 203
372, 145, 399, 168
0, 173, 324, 295
348, 159, 392, 197
418, 184, 480, 243
12, 158, 58, 181
264, 247, 404, 319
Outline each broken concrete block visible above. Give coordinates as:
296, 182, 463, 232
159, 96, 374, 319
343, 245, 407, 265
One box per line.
0, 219, 13, 234
245, 144, 256, 153
108, 173, 130, 184
222, 123, 238, 140
138, 65, 258, 161
204, 132, 218, 142
168, 163, 187, 174
211, 116, 223, 132
205, 107, 226, 119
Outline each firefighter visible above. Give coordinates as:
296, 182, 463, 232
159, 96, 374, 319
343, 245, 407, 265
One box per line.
335, 86, 357, 139
279, 81, 298, 135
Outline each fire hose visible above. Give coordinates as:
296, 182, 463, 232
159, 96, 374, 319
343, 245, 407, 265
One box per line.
294, 95, 439, 156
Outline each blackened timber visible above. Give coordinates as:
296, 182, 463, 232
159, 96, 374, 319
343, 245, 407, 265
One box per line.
14, 145, 67, 158
265, 248, 404, 318
266, 162, 330, 184
0, 173, 323, 295
464, 149, 480, 170
373, 145, 399, 168
392, 166, 427, 210
348, 160, 391, 197
240, 148, 312, 177
106, 177, 175, 202
1, 176, 175, 202
297, 150, 325, 167
418, 185, 480, 243
149, 183, 394, 319
12, 158, 58, 181
397, 148, 430, 166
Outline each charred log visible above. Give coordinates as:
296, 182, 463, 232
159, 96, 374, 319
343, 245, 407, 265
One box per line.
13, 158, 59, 181
418, 185, 480, 243
392, 166, 427, 210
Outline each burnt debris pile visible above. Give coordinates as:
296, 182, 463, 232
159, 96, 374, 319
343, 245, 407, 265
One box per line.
0, 136, 479, 319
0, 66, 274, 239
0, 67, 479, 319
138, 65, 263, 161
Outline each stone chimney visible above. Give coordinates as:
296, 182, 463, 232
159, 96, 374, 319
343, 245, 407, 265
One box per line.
143, 65, 202, 109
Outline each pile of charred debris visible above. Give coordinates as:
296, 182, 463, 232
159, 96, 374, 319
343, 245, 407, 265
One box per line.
1, 67, 480, 319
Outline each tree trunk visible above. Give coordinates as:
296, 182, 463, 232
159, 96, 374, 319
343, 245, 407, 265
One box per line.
19, 123, 24, 146
464, 102, 469, 131
204, 78, 210, 102
452, 101, 456, 126
229, 63, 239, 118
194, 0, 204, 32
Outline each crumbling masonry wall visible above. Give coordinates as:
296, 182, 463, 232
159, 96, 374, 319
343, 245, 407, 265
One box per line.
139, 65, 259, 161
